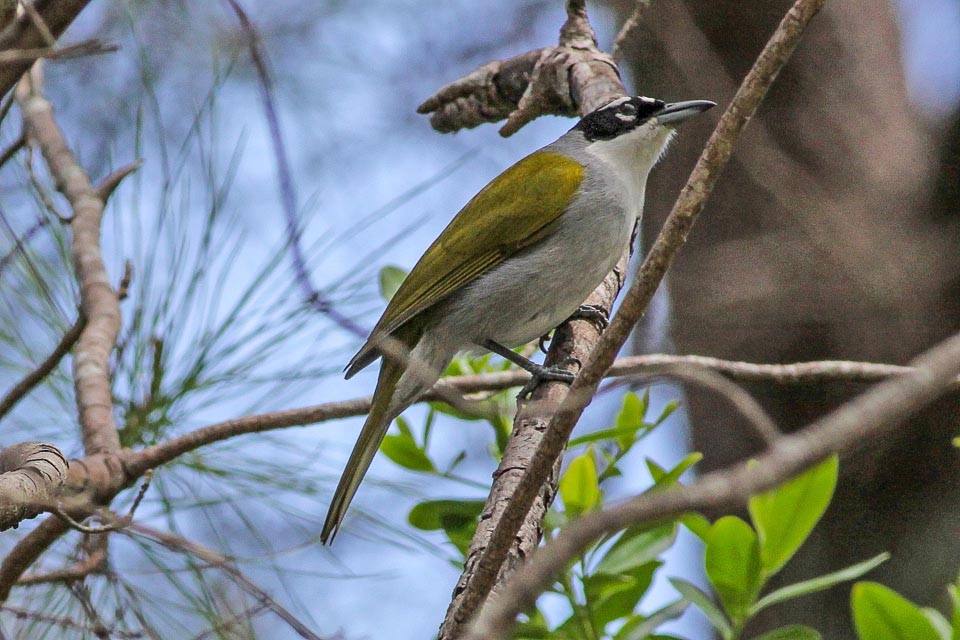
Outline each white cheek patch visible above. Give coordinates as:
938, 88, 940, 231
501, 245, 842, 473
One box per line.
614, 113, 636, 122
603, 96, 632, 110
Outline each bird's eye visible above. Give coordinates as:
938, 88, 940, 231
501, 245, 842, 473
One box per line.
620, 102, 638, 116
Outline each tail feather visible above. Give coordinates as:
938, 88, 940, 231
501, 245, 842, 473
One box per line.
322, 323, 447, 543
321, 355, 405, 543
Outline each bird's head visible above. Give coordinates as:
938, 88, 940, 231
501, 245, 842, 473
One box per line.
574, 96, 715, 175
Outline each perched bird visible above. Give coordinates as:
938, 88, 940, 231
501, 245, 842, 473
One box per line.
321, 95, 715, 542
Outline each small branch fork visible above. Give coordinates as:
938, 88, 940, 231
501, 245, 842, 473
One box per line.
418, 0, 623, 136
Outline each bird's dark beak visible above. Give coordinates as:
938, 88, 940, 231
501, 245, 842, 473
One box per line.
653, 100, 716, 126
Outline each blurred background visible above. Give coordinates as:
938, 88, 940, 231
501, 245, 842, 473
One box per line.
0, 0, 957, 637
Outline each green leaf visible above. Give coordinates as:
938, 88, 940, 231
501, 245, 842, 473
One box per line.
705, 516, 763, 623
680, 513, 711, 541
614, 392, 646, 449
752, 552, 889, 614
560, 450, 601, 517
407, 500, 485, 530
378, 265, 407, 302
749, 455, 839, 575
851, 582, 941, 640
596, 522, 677, 575
647, 453, 703, 487
669, 577, 732, 637
612, 600, 688, 640
380, 417, 434, 472
569, 424, 653, 448
584, 561, 660, 628
655, 399, 680, 425
408, 500, 485, 557
749, 625, 822, 640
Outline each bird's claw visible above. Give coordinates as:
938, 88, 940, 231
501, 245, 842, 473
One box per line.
570, 304, 610, 331
516, 359, 579, 401
538, 333, 552, 354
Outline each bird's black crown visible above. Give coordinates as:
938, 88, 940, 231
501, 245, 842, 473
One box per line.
573, 96, 665, 142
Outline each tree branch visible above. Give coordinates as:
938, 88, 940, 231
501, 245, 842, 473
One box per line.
17, 68, 125, 456
16, 533, 106, 585
469, 330, 960, 637
446, 0, 830, 632
125, 353, 934, 479
0, 442, 67, 530
0, 314, 84, 421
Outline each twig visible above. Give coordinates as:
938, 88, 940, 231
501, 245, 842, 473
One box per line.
222, 0, 367, 337
469, 330, 960, 638
117, 259, 133, 300
94, 159, 141, 202
52, 469, 152, 534
18, 66, 124, 456
1, 604, 141, 638
16, 534, 107, 585
615, 363, 781, 447
124, 353, 933, 479
25, 141, 70, 222
611, 0, 653, 62
125, 523, 327, 640
0, 38, 117, 65
17, 0, 54, 46
453, 0, 830, 631
0, 215, 48, 277
0, 314, 84, 421
0, 132, 24, 168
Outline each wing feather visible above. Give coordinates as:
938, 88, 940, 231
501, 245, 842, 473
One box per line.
346, 151, 584, 375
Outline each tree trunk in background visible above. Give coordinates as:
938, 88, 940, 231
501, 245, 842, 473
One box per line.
607, 0, 960, 636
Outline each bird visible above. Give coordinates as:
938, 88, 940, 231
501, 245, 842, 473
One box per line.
320, 95, 715, 543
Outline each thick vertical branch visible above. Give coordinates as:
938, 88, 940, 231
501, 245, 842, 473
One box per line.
17, 71, 123, 456
436, 4, 630, 637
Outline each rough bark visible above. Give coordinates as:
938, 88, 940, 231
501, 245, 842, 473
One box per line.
0, 443, 68, 531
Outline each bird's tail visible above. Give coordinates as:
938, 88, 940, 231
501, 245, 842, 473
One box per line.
321, 328, 443, 543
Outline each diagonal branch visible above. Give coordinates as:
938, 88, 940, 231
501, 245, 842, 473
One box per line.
0, 314, 84, 421
469, 330, 960, 637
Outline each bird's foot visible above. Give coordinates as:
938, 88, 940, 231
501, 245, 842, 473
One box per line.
517, 358, 579, 401
570, 304, 609, 331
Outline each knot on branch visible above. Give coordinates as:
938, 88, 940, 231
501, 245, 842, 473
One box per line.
417, 6, 622, 137
0, 442, 68, 531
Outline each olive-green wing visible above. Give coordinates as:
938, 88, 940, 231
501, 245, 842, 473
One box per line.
345, 151, 584, 377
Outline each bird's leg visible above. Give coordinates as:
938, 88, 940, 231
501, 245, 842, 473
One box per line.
569, 304, 610, 331
482, 339, 576, 400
